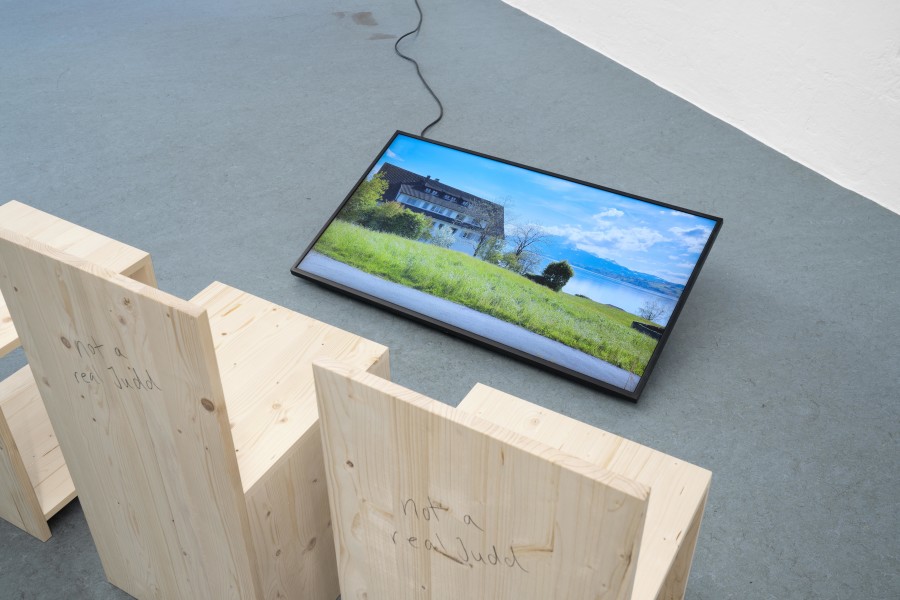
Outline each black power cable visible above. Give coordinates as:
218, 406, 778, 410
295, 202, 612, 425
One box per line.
394, 0, 444, 137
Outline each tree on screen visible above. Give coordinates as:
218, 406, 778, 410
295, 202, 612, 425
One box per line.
528, 260, 574, 292
342, 172, 388, 223
638, 299, 668, 323
509, 224, 549, 259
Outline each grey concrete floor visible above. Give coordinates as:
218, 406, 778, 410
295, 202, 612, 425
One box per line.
1, 1, 898, 598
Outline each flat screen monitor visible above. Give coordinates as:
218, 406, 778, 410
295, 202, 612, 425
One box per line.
292, 131, 722, 400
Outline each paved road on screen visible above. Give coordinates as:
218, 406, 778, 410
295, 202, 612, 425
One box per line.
300, 251, 640, 392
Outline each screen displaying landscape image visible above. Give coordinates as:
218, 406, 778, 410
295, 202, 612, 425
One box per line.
295, 133, 720, 397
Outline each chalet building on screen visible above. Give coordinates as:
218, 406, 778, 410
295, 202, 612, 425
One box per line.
376, 163, 505, 252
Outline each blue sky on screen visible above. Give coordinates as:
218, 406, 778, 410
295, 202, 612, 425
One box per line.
368, 134, 716, 284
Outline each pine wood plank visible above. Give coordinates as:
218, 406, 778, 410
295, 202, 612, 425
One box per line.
0, 230, 261, 599
314, 360, 650, 600
194, 282, 389, 600
0, 200, 155, 357
0, 312, 14, 358
656, 488, 708, 600
0, 200, 157, 541
244, 422, 339, 600
192, 281, 389, 494
1, 217, 391, 598
240, 358, 390, 600
457, 384, 711, 600
0, 371, 51, 540
0, 365, 76, 519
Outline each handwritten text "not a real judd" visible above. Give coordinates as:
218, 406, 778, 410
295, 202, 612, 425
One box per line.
65, 335, 162, 391
391, 497, 528, 573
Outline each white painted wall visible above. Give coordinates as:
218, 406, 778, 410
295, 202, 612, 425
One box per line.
504, 0, 900, 215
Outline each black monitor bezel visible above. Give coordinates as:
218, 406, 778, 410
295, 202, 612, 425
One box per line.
291, 130, 723, 401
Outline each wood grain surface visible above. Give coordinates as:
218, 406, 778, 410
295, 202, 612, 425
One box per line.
314, 360, 651, 600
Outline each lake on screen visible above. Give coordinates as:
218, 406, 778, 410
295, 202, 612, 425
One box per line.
562, 266, 678, 326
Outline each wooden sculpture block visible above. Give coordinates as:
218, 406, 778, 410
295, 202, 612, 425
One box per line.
457, 385, 711, 600
0, 224, 389, 599
313, 361, 711, 600
0, 200, 156, 541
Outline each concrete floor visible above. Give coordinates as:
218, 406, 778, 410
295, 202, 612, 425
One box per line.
1, 1, 898, 598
